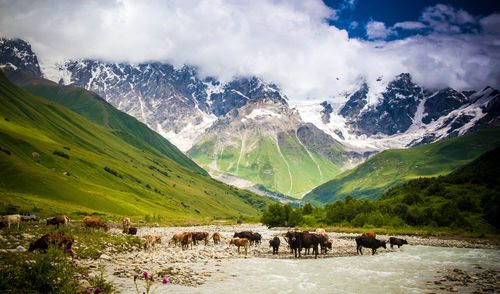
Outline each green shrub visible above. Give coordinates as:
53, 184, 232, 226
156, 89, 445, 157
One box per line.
351, 213, 368, 227
104, 166, 123, 178
53, 150, 70, 159
288, 209, 304, 227
0, 247, 78, 293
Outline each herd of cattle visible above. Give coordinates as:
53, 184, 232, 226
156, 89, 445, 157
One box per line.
1, 214, 409, 258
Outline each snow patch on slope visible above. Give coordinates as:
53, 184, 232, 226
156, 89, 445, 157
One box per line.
158, 111, 217, 152
293, 86, 494, 154
365, 77, 389, 107
243, 108, 282, 121
40, 60, 73, 85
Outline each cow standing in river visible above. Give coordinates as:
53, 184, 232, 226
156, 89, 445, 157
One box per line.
284, 231, 299, 256
356, 236, 386, 255
389, 237, 408, 249
269, 236, 280, 255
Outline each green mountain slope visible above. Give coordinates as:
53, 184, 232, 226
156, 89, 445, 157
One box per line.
304, 127, 500, 204
0, 70, 270, 219
376, 145, 500, 230
189, 130, 344, 198
187, 98, 348, 198
5, 70, 204, 174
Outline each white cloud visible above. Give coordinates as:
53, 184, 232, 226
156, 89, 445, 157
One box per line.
420, 4, 477, 33
0, 0, 499, 101
480, 13, 500, 34
393, 21, 426, 30
341, 0, 357, 10
365, 21, 396, 39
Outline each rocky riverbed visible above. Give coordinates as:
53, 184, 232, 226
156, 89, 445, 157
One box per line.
424, 268, 500, 293
1, 223, 498, 293
67, 224, 498, 292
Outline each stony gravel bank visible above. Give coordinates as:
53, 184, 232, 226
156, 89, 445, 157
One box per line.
71, 224, 498, 290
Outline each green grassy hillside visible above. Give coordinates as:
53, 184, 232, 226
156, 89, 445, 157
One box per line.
304, 127, 500, 205
261, 146, 500, 234
0, 70, 270, 220
5, 70, 204, 174
376, 145, 500, 230
188, 130, 343, 198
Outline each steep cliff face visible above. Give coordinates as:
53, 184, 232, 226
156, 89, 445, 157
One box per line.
0, 38, 42, 77
340, 73, 425, 136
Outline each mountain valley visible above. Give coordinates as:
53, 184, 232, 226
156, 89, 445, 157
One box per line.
2, 37, 500, 199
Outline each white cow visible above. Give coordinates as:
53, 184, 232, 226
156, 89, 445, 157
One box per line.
122, 217, 131, 234
3, 214, 21, 230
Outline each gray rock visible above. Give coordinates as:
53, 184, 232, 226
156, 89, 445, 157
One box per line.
22, 233, 34, 239
99, 254, 111, 260
15, 245, 26, 252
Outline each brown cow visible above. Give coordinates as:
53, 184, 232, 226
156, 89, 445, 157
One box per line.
389, 237, 408, 249
144, 233, 162, 250
169, 232, 184, 247
191, 232, 209, 246
361, 232, 376, 239
230, 238, 249, 256
83, 216, 109, 231
122, 217, 131, 234
46, 215, 68, 228
181, 232, 193, 250
212, 232, 221, 245
29, 233, 74, 257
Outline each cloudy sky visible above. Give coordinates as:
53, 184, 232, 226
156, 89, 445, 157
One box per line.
1, 0, 499, 101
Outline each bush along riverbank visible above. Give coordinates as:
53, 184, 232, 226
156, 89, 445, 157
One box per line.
0, 245, 113, 293
261, 200, 500, 239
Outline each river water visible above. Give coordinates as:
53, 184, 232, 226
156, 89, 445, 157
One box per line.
144, 245, 499, 294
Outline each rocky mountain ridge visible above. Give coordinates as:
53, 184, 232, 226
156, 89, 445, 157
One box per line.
299, 74, 500, 152
44, 59, 287, 152
2, 37, 499, 197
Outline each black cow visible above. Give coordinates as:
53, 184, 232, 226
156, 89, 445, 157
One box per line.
355, 236, 386, 255
320, 239, 332, 254
389, 237, 408, 249
128, 227, 137, 235
29, 233, 74, 257
269, 236, 280, 254
284, 231, 299, 256
251, 232, 262, 246
233, 231, 253, 243
301, 233, 331, 256
296, 232, 322, 258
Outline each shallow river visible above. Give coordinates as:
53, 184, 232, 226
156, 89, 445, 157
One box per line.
119, 245, 499, 293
